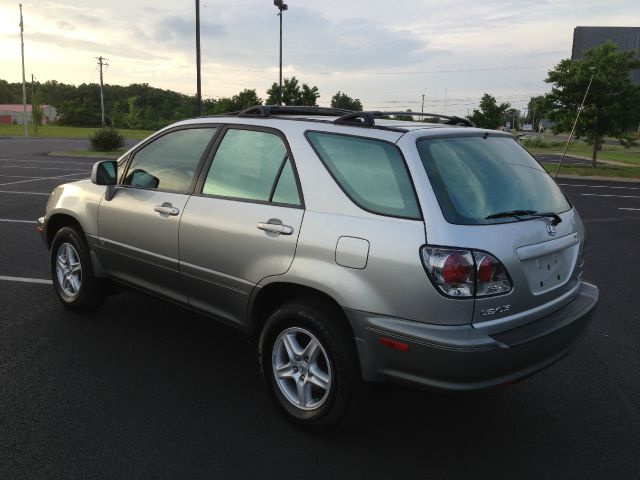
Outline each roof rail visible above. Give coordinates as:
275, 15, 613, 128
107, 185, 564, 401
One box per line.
237, 105, 354, 118
334, 111, 474, 127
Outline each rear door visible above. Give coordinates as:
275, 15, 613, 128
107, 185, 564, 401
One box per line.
96, 126, 218, 302
179, 126, 304, 327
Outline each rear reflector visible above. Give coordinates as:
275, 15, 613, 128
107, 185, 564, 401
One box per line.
379, 337, 410, 352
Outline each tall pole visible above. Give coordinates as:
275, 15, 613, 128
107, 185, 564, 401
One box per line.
421, 94, 425, 113
274, 1, 287, 106
19, 4, 28, 137
279, 11, 283, 106
96, 56, 108, 128
195, 0, 202, 116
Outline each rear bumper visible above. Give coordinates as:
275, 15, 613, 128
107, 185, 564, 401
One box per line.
345, 281, 598, 392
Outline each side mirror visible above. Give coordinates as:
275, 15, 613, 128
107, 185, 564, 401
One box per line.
91, 160, 117, 186
91, 160, 118, 201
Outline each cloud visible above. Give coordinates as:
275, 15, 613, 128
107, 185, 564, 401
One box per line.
137, 4, 437, 74
28, 32, 170, 62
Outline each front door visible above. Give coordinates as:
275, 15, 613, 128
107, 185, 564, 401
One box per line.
96, 126, 218, 302
179, 126, 304, 327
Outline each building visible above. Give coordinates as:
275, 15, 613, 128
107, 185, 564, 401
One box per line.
572, 26, 640, 84
0, 104, 58, 125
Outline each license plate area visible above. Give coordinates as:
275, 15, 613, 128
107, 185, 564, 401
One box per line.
522, 251, 571, 294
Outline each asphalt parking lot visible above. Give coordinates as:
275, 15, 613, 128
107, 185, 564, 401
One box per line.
1, 137, 639, 479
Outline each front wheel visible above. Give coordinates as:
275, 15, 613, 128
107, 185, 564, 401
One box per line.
259, 299, 364, 432
50, 226, 105, 311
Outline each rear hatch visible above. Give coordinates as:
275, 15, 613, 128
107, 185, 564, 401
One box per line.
414, 132, 584, 326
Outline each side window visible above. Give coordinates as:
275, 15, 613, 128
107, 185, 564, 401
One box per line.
124, 128, 217, 193
306, 132, 420, 219
202, 129, 301, 205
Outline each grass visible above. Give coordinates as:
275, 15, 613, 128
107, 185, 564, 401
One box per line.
525, 137, 640, 166
0, 124, 153, 140
541, 162, 640, 179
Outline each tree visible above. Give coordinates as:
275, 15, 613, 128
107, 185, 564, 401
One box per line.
122, 96, 141, 129
110, 100, 122, 128
31, 92, 44, 134
506, 108, 522, 130
266, 77, 320, 106
206, 89, 262, 114
545, 41, 640, 167
467, 94, 511, 129
394, 109, 414, 121
526, 95, 549, 124
330, 91, 363, 111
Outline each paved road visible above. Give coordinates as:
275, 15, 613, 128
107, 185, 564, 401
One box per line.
1, 139, 639, 479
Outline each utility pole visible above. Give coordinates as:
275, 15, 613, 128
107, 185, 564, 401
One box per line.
19, 4, 28, 137
274, 1, 288, 106
96, 56, 108, 128
195, 0, 202, 116
421, 93, 425, 113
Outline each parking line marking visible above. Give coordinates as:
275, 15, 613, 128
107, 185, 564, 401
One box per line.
0, 190, 50, 196
0, 166, 91, 172
0, 275, 52, 285
0, 219, 37, 224
0, 171, 89, 186
0, 174, 89, 180
619, 208, 640, 211
560, 184, 640, 190
0, 159, 95, 165
580, 193, 640, 199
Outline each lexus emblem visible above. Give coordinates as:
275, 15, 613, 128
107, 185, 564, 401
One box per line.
546, 223, 557, 236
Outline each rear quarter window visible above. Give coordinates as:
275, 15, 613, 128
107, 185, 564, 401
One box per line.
306, 131, 421, 220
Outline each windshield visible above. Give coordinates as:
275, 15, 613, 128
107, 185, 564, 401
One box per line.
416, 135, 571, 225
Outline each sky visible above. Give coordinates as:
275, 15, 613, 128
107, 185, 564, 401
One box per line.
0, 0, 638, 116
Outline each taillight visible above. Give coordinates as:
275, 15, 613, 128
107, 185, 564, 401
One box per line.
473, 251, 511, 296
421, 246, 512, 298
421, 247, 475, 297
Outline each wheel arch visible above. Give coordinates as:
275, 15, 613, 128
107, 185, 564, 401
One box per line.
46, 213, 84, 248
249, 282, 355, 338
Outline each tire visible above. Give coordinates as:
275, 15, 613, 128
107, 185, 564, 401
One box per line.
259, 298, 364, 432
50, 226, 106, 311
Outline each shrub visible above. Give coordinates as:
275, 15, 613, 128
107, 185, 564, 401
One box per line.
521, 138, 564, 149
89, 128, 125, 151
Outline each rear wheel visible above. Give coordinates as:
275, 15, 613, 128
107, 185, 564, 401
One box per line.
50, 226, 106, 311
259, 298, 364, 432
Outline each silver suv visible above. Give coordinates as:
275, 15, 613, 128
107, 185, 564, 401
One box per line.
38, 106, 598, 431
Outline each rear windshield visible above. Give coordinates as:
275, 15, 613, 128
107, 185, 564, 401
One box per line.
417, 135, 571, 225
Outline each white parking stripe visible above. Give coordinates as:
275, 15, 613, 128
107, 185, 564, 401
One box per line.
0, 219, 37, 224
560, 183, 640, 190
0, 190, 50, 196
0, 166, 90, 171
0, 174, 88, 180
0, 158, 95, 165
619, 208, 640, 211
0, 275, 52, 285
0, 171, 88, 186
581, 193, 640, 198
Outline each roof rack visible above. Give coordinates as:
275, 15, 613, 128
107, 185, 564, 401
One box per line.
237, 105, 354, 118
334, 111, 474, 127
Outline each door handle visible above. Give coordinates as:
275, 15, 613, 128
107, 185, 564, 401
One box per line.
257, 221, 294, 235
154, 203, 180, 216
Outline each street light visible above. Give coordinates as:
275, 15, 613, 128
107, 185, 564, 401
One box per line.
274, 0, 288, 106
195, 0, 202, 116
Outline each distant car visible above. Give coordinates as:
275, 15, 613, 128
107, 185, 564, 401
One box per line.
38, 106, 598, 432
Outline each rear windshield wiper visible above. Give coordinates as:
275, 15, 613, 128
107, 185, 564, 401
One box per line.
485, 210, 562, 225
